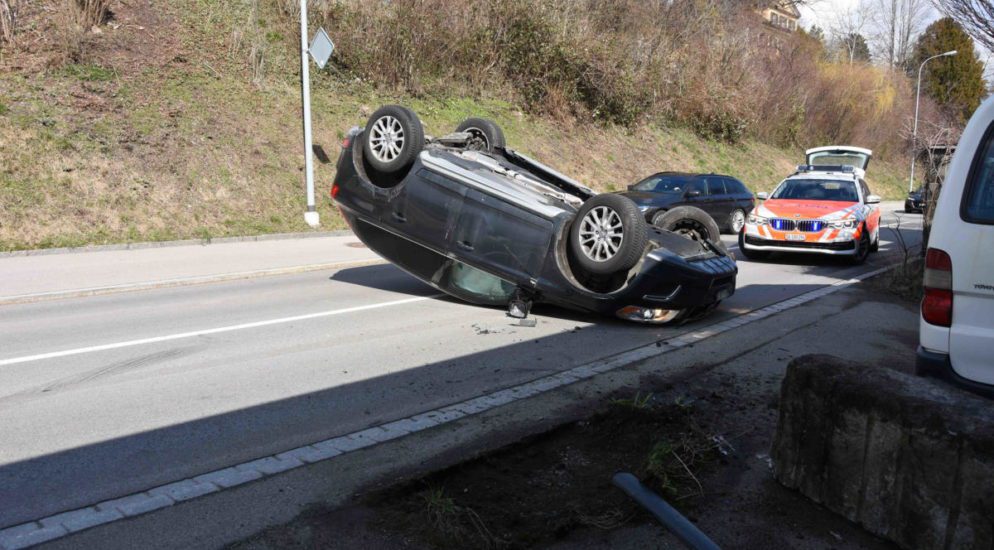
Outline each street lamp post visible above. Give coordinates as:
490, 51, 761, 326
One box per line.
300, 0, 319, 228
909, 50, 957, 193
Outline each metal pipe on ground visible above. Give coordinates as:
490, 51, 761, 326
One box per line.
612, 472, 721, 550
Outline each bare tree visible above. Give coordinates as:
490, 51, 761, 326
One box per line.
829, 1, 872, 63
932, 0, 994, 53
870, 0, 931, 67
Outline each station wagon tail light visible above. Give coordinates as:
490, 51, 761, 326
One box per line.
331, 183, 340, 199
922, 247, 952, 327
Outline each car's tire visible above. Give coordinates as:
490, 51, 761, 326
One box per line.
363, 105, 425, 175
737, 229, 769, 260
652, 206, 724, 252
848, 225, 871, 265
455, 117, 506, 152
569, 194, 648, 276
726, 208, 746, 234
869, 229, 879, 252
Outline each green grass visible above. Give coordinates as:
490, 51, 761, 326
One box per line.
59, 64, 118, 82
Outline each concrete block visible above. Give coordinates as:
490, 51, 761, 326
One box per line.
40, 506, 123, 533
148, 479, 219, 502
193, 466, 262, 488
772, 354, 994, 549
96, 492, 174, 517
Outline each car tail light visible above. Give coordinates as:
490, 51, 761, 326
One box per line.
922, 247, 952, 327
331, 183, 340, 199
341, 136, 351, 148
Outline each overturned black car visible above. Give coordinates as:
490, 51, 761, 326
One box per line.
332, 105, 737, 324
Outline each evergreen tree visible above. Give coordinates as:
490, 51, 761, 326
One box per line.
912, 17, 987, 122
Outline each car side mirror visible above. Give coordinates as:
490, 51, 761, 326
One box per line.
685, 190, 701, 198
866, 194, 881, 204
756, 192, 768, 200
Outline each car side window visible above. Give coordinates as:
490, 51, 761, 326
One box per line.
859, 179, 871, 202
725, 177, 746, 195
685, 179, 707, 196
963, 124, 994, 224
706, 177, 726, 196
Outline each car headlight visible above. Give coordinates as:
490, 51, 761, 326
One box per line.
748, 214, 768, 225
827, 219, 858, 229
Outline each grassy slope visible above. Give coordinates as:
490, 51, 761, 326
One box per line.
0, 1, 910, 252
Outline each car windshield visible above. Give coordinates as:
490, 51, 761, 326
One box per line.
630, 175, 692, 193
772, 179, 859, 202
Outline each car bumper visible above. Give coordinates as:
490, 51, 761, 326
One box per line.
916, 346, 994, 399
741, 234, 857, 255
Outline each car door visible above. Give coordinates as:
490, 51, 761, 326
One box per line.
702, 176, 730, 222
451, 187, 555, 284
725, 177, 754, 213
859, 179, 880, 234
680, 177, 708, 212
396, 169, 465, 253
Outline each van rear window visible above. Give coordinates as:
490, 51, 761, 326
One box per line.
963, 124, 994, 224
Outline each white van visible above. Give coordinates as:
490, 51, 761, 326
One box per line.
918, 95, 994, 397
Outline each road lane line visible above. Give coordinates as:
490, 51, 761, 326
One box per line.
0, 294, 444, 367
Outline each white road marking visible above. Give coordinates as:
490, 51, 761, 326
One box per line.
0, 294, 444, 367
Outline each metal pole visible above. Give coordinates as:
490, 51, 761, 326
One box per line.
612, 473, 721, 550
300, 0, 319, 228
909, 51, 957, 194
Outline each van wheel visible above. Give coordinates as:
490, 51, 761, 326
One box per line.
455, 118, 505, 152
569, 194, 648, 276
363, 105, 424, 175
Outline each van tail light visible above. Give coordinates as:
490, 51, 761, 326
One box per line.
922, 247, 952, 327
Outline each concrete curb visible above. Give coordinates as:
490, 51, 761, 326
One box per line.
0, 230, 354, 258
0, 263, 897, 550
0, 259, 386, 306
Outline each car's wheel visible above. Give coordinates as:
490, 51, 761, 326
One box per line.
363, 105, 425, 175
652, 206, 724, 250
455, 117, 506, 152
569, 194, 648, 276
848, 226, 870, 265
726, 208, 746, 234
737, 229, 769, 260
869, 229, 880, 252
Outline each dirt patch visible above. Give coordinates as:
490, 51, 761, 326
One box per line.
369, 400, 719, 549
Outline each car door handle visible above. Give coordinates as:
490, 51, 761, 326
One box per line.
457, 240, 474, 251
391, 212, 407, 223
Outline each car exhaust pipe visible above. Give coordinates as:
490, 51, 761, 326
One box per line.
612, 472, 721, 550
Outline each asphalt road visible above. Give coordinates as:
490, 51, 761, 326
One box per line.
0, 207, 923, 529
